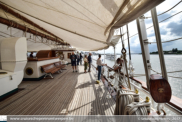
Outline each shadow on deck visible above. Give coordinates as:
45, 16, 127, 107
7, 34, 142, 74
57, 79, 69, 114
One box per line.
0, 65, 115, 115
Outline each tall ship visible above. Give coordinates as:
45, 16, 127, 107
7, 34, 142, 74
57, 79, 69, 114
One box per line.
0, 0, 182, 121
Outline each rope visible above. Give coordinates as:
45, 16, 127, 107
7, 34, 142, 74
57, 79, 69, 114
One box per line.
0, 30, 15, 37
120, 27, 131, 90
117, 10, 182, 44
167, 70, 182, 73
124, 101, 150, 115
145, 0, 182, 18
148, 37, 182, 44
151, 69, 182, 79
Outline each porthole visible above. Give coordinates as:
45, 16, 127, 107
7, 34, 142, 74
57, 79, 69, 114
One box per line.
26, 67, 33, 75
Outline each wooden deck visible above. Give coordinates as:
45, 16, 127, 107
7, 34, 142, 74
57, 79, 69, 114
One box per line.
0, 65, 115, 115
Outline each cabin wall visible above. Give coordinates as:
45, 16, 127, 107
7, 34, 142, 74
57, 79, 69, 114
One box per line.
62, 51, 73, 63
24, 58, 59, 79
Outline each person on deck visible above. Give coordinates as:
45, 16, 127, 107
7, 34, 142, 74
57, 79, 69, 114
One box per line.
70, 52, 77, 72
113, 58, 123, 72
97, 54, 107, 82
77, 51, 80, 65
84, 55, 88, 73
30, 52, 34, 58
88, 53, 92, 72
80, 53, 83, 65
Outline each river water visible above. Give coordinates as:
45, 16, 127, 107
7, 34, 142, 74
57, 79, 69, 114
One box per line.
92, 54, 182, 100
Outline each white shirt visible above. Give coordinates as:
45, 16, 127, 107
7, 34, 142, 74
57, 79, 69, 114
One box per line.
84, 57, 88, 62
97, 58, 103, 66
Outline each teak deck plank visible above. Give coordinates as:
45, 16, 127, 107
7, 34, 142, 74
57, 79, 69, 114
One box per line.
0, 65, 115, 115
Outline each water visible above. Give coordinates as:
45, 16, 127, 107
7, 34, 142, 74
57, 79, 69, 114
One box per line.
93, 54, 182, 99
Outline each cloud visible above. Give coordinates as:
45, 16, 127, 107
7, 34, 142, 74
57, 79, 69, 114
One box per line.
148, 33, 155, 37
160, 29, 168, 35
158, 12, 172, 22
145, 18, 153, 24
166, 19, 182, 36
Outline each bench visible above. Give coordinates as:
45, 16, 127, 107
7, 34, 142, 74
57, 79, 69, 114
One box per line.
54, 61, 66, 72
41, 63, 61, 78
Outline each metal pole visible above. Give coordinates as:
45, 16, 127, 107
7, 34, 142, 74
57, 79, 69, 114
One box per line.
126, 25, 131, 60
114, 46, 116, 61
104, 49, 105, 63
151, 8, 168, 80
136, 17, 151, 89
151, 8, 168, 113
10, 27, 12, 37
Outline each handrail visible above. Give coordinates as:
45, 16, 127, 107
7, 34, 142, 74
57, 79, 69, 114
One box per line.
91, 63, 182, 114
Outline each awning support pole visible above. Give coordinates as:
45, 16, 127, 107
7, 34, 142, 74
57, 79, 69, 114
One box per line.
114, 46, 116, 61
151, 7, 168, 113
104, 49, 105, 63
151, 8, 168, 80
136, 17, 151, 90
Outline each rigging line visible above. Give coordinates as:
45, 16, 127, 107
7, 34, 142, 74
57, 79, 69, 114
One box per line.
167, 70, 182, 73
145, 0, 182, 18
27, 38, 52, 48
117, 10, 182, 44
0, 10, 58, 41
11, 29, 22, 36
145, 10, 182, 30
148, 37, 182, 44
151, 69, 182, 79
22, 0, 105, 28
0, 1, 107, 44
152, 69, 182, 74
0, 30, 13, 36
120, 27, 124, 48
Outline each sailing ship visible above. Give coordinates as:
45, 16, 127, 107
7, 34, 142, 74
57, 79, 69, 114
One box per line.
0, 0, 182, 120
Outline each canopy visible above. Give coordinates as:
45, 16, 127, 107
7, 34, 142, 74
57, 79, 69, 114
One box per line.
0, 0, 164, 51
109, 35, 121, 47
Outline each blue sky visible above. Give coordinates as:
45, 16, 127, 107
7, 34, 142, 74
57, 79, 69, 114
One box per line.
97, 0, 182, 54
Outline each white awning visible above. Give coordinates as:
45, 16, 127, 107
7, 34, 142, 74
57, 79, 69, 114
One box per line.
109, 35, 120, 47
0, 0, 164, 51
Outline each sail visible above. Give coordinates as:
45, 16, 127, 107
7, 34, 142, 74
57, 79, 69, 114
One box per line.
0, 0, 164, 51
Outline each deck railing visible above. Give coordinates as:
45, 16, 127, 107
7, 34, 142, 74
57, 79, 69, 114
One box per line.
91, 59, 182, 115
